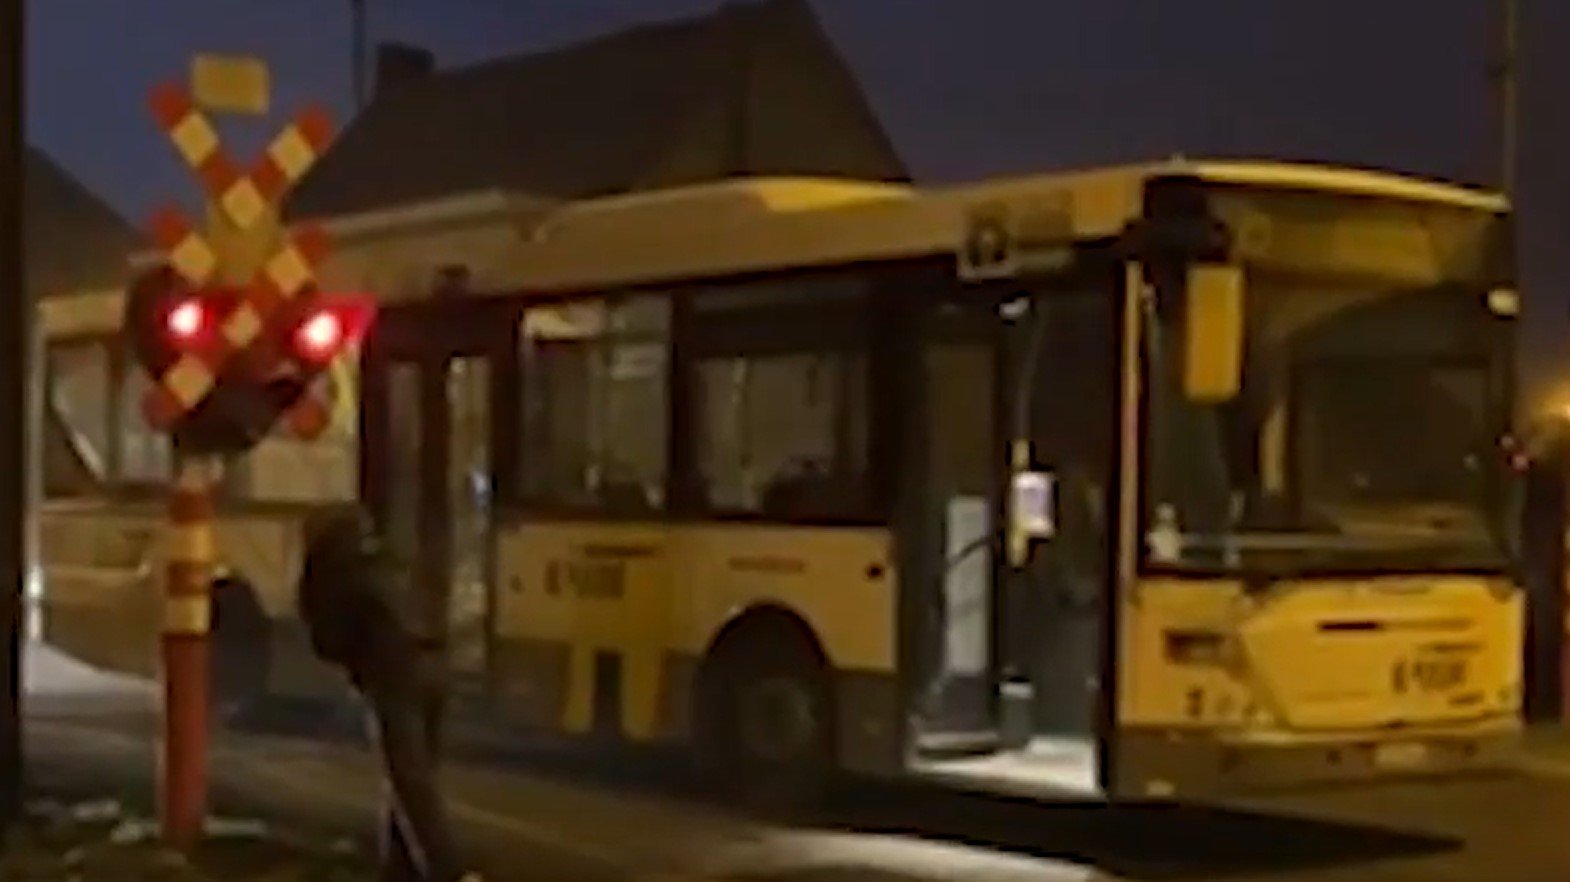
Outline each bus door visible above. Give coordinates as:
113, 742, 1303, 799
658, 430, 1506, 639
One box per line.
999, 280, 1120, 790
361, 300, 513, 692
909, 277, 1119, 795
908, 295, 1001, 753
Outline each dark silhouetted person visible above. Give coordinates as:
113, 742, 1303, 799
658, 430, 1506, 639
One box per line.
298, 506, 478, 882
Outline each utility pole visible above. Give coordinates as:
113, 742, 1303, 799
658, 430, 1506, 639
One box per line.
1496, 0, 1519, 197
351, 0, 368, 109
0, 0, 25, 838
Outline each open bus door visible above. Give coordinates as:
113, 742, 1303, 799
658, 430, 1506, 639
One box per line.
909, 268, 1127, 799
360, 295, 515, 695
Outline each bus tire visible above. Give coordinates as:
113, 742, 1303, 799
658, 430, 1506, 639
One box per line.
210, 577, 272, 726
698, 617, 834, 811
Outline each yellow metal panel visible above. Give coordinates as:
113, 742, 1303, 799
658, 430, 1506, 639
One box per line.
493, 521, 897, 741
1185, 159, 1506, 213
495, 522, 673, 739
1116, 578, 1254, 728
489, 161, 1499, 300
1119, 575, 1522, 733
669, 524, 896, 673
163, 358, 214, 408
222, 302, 262, 348
502, 169, 1146, 295
190, 54, 270, 116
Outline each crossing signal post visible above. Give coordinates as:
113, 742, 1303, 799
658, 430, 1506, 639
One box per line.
123, 275, 373, 850
129, 57, 373, 849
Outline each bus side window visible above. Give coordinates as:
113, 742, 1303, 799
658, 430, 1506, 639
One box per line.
687, 278, 872, 522
43, 339, 112, 496
117, 368, 171, 485
519, 295, 670, 515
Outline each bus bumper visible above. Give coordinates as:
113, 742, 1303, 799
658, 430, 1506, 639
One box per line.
1113, 718, 1521, 799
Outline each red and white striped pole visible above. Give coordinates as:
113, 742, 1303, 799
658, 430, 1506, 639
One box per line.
160, 453, 221, 849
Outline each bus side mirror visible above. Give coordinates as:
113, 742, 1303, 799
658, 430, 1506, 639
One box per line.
1183, 264, 1246, 403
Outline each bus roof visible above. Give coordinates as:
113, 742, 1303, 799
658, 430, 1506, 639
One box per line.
485, 158, 1505, 294
42, 159, 1505, 338
1175, 159, 1506, 213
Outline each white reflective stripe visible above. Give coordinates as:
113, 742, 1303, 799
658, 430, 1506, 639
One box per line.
268, 125, 317, 180
265, 243, 313, 296
220, 177, 267, 230
164, 358, 215, 409
166, 524, 217, 564
168, 232, 217, 285
168, 112, 219, 167
163, 595, 211, 635
223, 302, 263, 348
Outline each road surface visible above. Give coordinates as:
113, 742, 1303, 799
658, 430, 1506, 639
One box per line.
21, 642, 1570, 882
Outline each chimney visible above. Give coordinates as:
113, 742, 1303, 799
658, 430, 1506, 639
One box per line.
375, 42, 435, 96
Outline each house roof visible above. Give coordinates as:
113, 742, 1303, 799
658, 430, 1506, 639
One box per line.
25, 149, 139, 299
287, 0, 907, 220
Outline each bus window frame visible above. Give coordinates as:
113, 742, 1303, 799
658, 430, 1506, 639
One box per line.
41, 330, 170, 501
501, 262, 920, 529
512, 288, 676, 521
44, 332, 114, 485
360, 293, 521, 531
676, 270, 882, 527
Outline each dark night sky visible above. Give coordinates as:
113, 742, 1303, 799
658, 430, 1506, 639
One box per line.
24, 0, 1570, 397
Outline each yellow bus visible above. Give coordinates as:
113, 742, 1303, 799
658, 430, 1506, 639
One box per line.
37, 159, 1521, 801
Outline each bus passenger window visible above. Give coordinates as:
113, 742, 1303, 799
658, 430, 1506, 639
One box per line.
694, 350, 869, 520
44, 340, 111, 495
119, 368, 171, 484
519, 296, 670, 514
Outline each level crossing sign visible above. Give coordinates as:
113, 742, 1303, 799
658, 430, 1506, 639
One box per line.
141, 68, 342, 442
127, 54, 375, 852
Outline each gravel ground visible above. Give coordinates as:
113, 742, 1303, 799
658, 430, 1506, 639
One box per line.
1, 799, 373, 882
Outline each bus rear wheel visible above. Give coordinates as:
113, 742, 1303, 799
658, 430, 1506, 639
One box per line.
700, 632, 833, 811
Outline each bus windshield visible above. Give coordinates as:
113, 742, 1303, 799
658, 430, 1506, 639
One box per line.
1145, 278, 1516, 576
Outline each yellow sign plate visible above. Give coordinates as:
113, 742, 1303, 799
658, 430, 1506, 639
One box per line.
191, 54, 270, 116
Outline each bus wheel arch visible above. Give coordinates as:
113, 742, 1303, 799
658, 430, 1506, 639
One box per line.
694, 603, 836, 808
209, 574, 272, 720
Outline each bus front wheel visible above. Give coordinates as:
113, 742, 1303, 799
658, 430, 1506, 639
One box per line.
699, 627, 834, 810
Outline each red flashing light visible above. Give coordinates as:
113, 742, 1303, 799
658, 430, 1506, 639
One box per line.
166, 298, 206, 342
294, 308, 345, 361
282, 294, 375, 367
